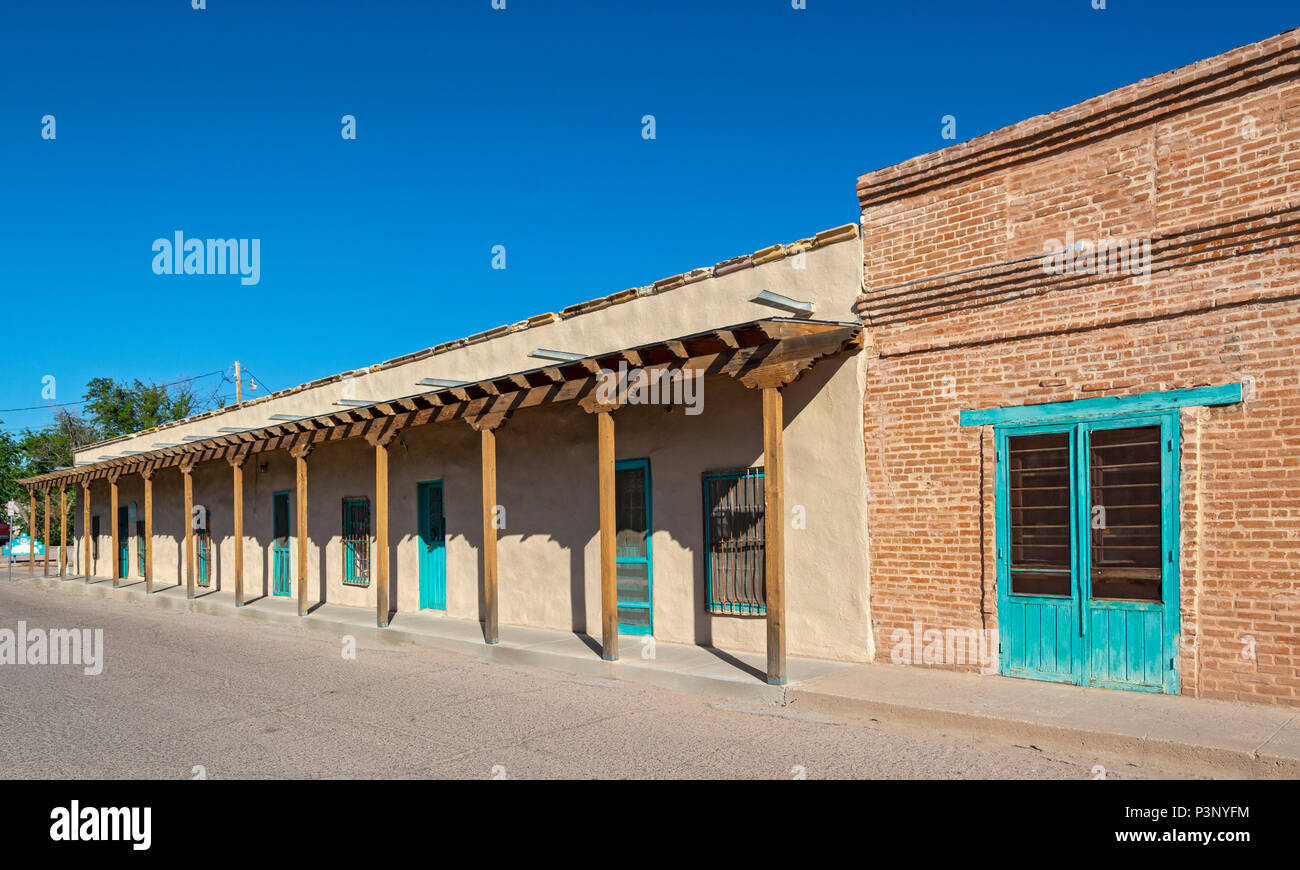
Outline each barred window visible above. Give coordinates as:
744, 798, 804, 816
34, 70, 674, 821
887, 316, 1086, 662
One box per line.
197, 527, 212, 588
703, 467, 765, 614
342, 497, 370, 587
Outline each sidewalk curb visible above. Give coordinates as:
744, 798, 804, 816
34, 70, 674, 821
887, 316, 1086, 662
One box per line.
785, 687, 1300, 779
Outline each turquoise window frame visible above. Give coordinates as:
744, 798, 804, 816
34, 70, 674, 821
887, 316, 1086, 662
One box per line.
342, 496, 371, 587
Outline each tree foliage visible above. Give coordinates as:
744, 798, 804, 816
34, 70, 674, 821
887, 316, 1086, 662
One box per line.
1, 376, 218, 544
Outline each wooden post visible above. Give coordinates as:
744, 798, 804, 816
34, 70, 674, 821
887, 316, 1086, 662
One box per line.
579, 396, 620, 662
82, 482, 91, 579
59, 486, 67, 579
42, 489, 51, 576
291, 441, 313, 617
142, 468, 154, 593
597, 409, 618, 661
467, 412, 509, 645
109, 476, 119, 586
182, 465, 195, 599
364, 420, 405, 629
28, 490, 35, 577
374, 440, 390, 627
481, 428, 499, 644
762, 386, 786, 686
229, 455, 246, 606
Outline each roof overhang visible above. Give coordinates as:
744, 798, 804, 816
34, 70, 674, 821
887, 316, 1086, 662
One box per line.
19, 318, 863, 489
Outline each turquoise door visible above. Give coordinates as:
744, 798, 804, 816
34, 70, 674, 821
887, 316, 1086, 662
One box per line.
997, 413, 1180, 693
136, 520, 145, 575
615, 458, 652, 635
117, 506, 130, 578
418, 481, 446, 610
272, 491, 291, 596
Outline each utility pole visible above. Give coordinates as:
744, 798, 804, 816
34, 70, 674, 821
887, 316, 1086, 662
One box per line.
234, 360, 242, 406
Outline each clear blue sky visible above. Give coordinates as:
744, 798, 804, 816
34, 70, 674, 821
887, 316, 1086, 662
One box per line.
1, 0, 1294, 433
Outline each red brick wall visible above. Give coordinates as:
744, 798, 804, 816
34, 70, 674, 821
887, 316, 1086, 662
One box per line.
855, 30, 1300, 706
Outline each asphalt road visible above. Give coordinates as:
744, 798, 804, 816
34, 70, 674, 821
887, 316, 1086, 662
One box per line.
0, 580, 1188, 779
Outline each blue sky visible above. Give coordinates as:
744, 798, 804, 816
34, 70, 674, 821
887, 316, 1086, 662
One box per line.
1, 0, 1294, 433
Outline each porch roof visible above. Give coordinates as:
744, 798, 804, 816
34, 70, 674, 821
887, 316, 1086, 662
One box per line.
21, 317, 863, 490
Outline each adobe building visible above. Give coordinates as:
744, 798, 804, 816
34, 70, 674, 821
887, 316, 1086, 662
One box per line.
21, 28, 1300, 706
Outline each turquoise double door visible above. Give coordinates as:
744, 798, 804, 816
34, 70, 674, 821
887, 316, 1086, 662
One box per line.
996, 412, 1180, 693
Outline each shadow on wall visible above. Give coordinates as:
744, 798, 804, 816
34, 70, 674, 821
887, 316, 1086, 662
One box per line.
454, 356, 840, 647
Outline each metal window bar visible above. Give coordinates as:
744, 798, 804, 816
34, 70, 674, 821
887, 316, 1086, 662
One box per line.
136, 520, 145, 575
703, 467, 765, 615
342, 497, 371, 587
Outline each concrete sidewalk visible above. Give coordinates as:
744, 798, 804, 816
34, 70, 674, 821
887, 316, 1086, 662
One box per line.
13, 571, 1300, 778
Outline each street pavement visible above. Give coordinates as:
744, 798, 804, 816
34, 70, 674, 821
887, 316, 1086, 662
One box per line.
0, 580, 1189, 779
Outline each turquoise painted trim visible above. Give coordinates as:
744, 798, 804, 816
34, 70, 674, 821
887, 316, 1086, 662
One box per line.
994, 409, 1181, 694
615, 458, 653, 636
961, 383, 1241, 427
417, 479, 447, 611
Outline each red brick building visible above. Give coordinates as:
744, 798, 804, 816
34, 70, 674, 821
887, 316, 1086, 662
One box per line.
855, 29, 1300, 705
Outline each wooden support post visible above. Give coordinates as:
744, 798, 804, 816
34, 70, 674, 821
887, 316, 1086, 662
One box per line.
229, 455, 246, 606
291, 442, 313, 617
374, 440, 390, 627
59, 486, 67, 579
467, 411, 509, 645
480, 427, 499, 644
28, 490, 35, 577
579, 396, 620, 662
109, 476, 119, 586
761, 386, 786, 686
597, 409, 618, 661
142, 468, 154, 593
42, 489, 51, 576
82, 482, 91, 579
182, 464, 195, 599
365, 420, 405, 629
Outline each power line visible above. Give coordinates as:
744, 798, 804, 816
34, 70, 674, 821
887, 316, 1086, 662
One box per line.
0, 370, 226, 414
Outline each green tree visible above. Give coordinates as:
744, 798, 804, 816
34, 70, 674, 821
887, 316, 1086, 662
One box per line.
83, 376, 210, 438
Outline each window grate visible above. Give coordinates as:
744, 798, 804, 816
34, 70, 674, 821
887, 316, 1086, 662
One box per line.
342, 497, 370, 587
703, 467, 766, 615
197, 529, 212, 587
